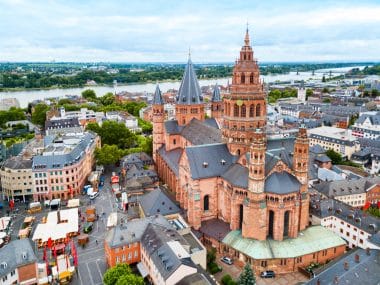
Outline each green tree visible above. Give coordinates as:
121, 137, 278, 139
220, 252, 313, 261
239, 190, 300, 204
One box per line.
138, 118, 153, 133
322, 87, 329, 93
95, 144, 124, 166
322, 75, 326, 82
222, 274, 237, 285
237, 264, 255, 285
115, 274, 144, 285
323, 98, 331, 103
82, 89, 97, 100
371, 89, 379, 98
306, 88, 313, 99
0, 107, 26, 127
326, 149, 343, 165
31, 103, 49, 126
100, 92, 116, 106
103, 264, 143, 285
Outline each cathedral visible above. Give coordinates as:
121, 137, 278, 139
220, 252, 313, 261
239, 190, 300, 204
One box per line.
152, 28, 346, 274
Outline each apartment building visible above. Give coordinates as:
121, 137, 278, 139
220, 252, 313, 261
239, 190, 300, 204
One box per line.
0, 158, 33, 202
313, 177, 380, 208
351, 112, 380, 140
105, 111, 141, 133
308, 126, 360, 159
0, 239, 38, 285
32, 132, 100, 201
310, 196, 380, 249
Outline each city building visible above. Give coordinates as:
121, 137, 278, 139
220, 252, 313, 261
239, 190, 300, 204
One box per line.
306, 248, 380, 285
152, 29, 346, 274
0, 157, 33, 202
297, 80, 306, 102
105, 111, 141, 133
351, 112, 380, 140
32, 132, 100, 201
309, 196, 380, 249
313, 177, 380, 208
308, 126, 360, 159
0, 98, 20, 111
0, 239, 38, 285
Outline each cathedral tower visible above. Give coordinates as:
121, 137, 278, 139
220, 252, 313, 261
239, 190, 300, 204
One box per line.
211, 84, 223, 119
175, 56, 205, 126
242, 129, 267, 240
152, 84, 165, 163
293, 124, 310, 231
222, 27, 267, 156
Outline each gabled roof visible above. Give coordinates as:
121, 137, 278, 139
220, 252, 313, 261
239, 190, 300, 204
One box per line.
264, 171, 301, 194
0, 239, 37, 278
158, 147, 183, 175
153, 84, 164, 105
164, 120, 182, 134
176, 58, 203, 105
310, 144, 326, 154
185, 143, 236, 179
221, 164, 248, 189
211, 84, 221, 102
181, 119, 222, 145
140, 188, 181, 217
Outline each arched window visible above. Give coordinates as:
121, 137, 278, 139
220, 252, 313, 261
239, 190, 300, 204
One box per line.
234, 104, 239, 117
249, 105, 254, 117
237, 149, 241, 156
241, 104, 246, 117
241, 73, 245, 84
256, 104, 261, 116
250, 73, 254, 84
204, 195, 209, 211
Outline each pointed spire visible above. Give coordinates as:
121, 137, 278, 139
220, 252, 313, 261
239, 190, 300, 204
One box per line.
211, 83, 221, 102
153, 84, 164, 105
176, 55, 203, 105
244, 22, 250, 46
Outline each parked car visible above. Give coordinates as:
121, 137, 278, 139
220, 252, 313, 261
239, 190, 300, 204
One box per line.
83, 222, 93, 233
89, 192, 99, 200
260, 271, 275, 278
220, 256, 233, 265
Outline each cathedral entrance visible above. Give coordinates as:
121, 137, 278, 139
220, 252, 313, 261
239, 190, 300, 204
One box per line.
268, 210, 275, 238
239, 204, 243, 229
284, 211, 290, 238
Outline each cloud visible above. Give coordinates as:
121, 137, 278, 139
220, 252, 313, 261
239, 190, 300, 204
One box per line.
0, 0, 379, 62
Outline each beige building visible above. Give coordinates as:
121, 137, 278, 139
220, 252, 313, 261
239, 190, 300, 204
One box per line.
0, 157, 34, 202
308, 126, 360, 159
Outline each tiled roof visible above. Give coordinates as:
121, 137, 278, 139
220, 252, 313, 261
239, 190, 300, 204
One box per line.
264, 171, 301, 194
199, 218, 230, 241
180, 119, 222, 145
0, 239, 37, 278
176, 58, 203, 105
185, 143, 236, 179
221, 164, 248, 189
211, 84, 221, 102
204, 118, 220, 129
164, 120, 182, 134
306, 248, 380, 285
158, 147, 183, 175
153, 84, 164, 105
3, 157, 32, 169
45, 117, 81, 129
310, 144, 326, 154
140, 188, 181, 217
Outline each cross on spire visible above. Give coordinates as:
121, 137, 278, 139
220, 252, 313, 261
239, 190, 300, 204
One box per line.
244, 22, 250, 46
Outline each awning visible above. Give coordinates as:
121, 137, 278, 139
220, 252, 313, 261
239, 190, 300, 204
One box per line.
137, 262, 148, 278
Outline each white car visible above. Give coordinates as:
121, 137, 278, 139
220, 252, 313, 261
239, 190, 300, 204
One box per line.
89, 192, 99, 200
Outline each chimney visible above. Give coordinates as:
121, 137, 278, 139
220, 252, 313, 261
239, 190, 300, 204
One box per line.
366, 248, 370, 256
334, 276, 339, 284
344, 261, 349, 271
316, 279, 321, 285
355, 254, 360, 263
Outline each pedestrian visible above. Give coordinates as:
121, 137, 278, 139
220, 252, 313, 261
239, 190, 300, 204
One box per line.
95, 239, 98, 245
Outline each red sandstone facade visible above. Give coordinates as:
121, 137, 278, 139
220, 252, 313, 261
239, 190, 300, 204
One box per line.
152, 29, 345, 274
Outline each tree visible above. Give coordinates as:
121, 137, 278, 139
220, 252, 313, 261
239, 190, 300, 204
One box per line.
82, 89, 97, 100
371, 89, 379, 98
100, 92, 116, 106
323, 98, 331, 103
237, 264, 256, 285
115, 274, 144, 285
326, 149, 343, 165
322, 75, 326, 82
306, 88, 313, 99
31, 103, 49, 126
95, 145, 124, 165
322, 87, 329, 93
103, 264, 143, 285
222, 274, 237, 285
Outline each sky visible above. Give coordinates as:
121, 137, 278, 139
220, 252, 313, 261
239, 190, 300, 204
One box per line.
0, 0, 380, 63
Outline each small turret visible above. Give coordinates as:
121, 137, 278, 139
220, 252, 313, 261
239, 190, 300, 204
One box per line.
211, 84, 222, 119
152, 84, 165, 163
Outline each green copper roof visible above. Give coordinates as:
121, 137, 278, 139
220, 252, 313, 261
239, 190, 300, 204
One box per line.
222, 226, 346, 260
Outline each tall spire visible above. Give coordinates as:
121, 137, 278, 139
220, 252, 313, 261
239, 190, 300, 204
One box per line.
211, 84, 221, 102
176, 56, 203, 105
153, 84, 164, 105
244, 22, 250, 46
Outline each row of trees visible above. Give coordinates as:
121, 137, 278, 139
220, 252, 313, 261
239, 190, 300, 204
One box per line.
268, 88, 298, 103
0, 107, 26, 127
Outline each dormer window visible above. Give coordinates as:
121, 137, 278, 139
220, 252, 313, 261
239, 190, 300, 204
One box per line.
203, 162, 208, 168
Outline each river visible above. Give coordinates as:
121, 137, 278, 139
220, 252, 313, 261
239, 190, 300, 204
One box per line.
0, 66, 367, 108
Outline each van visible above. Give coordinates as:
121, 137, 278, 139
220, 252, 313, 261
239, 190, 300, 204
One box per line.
89, 192, 99, 200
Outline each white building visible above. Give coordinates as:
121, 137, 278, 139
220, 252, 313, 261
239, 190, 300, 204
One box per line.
105, 111, 141, 133
297, 81, 306, 102
351, 112, 380, 140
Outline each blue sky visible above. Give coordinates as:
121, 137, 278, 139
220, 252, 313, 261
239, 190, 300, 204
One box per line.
0, 0, 379, 62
